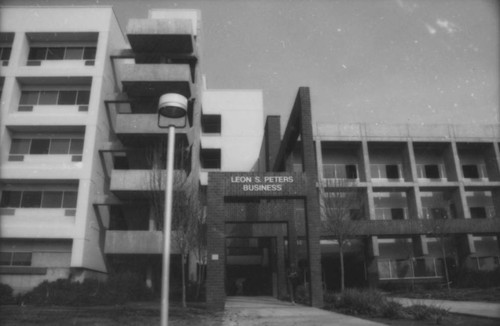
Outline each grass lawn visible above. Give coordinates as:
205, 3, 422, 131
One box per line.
389, 287, 500, 302
0, 302, 223, 326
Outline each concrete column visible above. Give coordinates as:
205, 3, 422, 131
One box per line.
315, 138, 324, 181
404, 140, 418, 182
412, 235, 429, 257
365, 236, 379, 287
457, 234, 476, 268
276, 236, 287, 298
407, 186, 423, 220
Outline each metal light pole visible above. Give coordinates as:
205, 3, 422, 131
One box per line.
157, 93, 188, 326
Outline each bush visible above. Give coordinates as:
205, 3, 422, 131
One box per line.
403, 304, 449, 320
452, 267, 500, 288
0, 283, 15, 305
335, 289, 385, 316
21, 272, 154, 306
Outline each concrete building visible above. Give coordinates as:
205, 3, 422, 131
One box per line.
1, 6, 499, 311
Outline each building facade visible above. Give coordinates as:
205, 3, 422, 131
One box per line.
1, 6, 499, 310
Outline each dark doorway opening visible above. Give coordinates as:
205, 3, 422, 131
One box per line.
225, 237, 275, 296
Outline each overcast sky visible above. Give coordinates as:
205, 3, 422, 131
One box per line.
3, 0, 498, 127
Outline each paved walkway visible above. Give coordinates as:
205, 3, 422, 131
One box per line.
392, 297, 500, 319
222, 296, 386, 326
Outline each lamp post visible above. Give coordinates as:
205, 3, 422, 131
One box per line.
157, 93, 188, 326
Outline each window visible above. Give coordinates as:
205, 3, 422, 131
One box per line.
0, 252, 32, 266
28, 46, 96, 61
430, 207, 447, 220
0, 190, 78, 209
462, 165, 479, 179
386, 165, 400, 179
0, 47, 11, 65
470, 207, 487, 219
19, 90, 90, 108
9, 138, 84, 155
200, 148, 221, 169
424, 165, 440, 179
345, 165, 358, 179
391, 208, 405, 220
201, 114, 221, 134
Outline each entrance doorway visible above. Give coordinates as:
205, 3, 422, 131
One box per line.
225, 237, 276, 296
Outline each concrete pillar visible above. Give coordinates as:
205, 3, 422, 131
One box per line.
365, 236, 379, 287
403, 141, 417, 182
457, 234, 476, 268
407, 186, 423, 220
315, 138, 324, 181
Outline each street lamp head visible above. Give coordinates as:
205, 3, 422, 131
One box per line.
158, 93, 188, 119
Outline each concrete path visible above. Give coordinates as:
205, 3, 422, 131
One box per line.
222, 296, 386, 326
392, 297, 500, 319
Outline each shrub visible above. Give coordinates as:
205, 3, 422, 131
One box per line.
403, 304, 449, 320
335, 289, 385, 316
21, 272, 154, 306
0, 283, 15, 305
451, 267, 500, 288
381, 301, 405, 319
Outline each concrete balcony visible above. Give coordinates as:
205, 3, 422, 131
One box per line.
104, 230, 181, 254
127, 18, 195, 54
109, 169, 186, 199
321, 218, 500, 237
119, 63, 192, 98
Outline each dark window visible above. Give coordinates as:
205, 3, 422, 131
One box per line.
0, 252, 11, 266
69, 139, 84, 154
65, 47, 84, 59
28, 47, 47, 60
58, 91, 77, 105
76, 90, 90, 105
200, 148, 221, 169
49, 139, 70, 154
424, 165, 440, 179
0, 47, 11, 60
201, 114, 221, 133
46, 47, 65, 60
30, 139, 50, 154
10, 139, 31, 154
345, 165, 358, 179
20, 91, 39, 105
391, 208, 405, 220
38, 91, 58, 105
462, 165, 479, 178
386, 165, 400, 179
41, 191, 63, 208
113, 155, 129, 169
0, 191, 22, 208
21, 191, 42, 208
62, 191, 78, 208
12, 252, 32, 266
350, 208, 362, 220
470, 207, 487, 219
83, 47, 96, 60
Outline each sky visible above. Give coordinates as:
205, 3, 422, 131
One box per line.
2, 0, 498, 127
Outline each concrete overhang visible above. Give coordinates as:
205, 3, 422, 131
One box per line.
120, 64, 192, 98
104, 230, 181, 254
126, 19, 194, 53
114, 114, 189, 137
109, 169, 187, 197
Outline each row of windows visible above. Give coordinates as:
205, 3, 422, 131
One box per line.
20, 90, 90, 106
378, 258, 444, 279
28, 46, 96, 61
10, 138, 83, 155
323, 163, 487, 180
0, 190, 77, 209
0, 252, 32, 267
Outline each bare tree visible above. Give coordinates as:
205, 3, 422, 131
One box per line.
147, 137, 202, 307
320, 178, 362, 292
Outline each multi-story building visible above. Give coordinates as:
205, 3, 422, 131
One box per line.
1, 6, 499, 310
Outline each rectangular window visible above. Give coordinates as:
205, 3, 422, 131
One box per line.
65, 47, 84, 60
424, 165, 440, 179
0, 47, 11, 60
391, 208, 405, 220
28, 47, 47, 60
83, 47, 96, 60
49, 139, 70, 154
431, 208, 448, 220
10, 139, 31, 154
345, 165, 358, 179
58, 91, 77, 105
21, 191, 42, 208
200, 148, 221, 169
0, 191, 22, 208
462, 165, 479, 178
11, 252, 32, 266
20, 91, 39, 105
69, 139, 84, 154
0, 252, 11, 266
46, 47, 65, 60
38, 91, 58, 105
377, 260, 392, 279
470, 207, 487, 219
201, 114, 222, 133
386, 165, 400, 179
62, 191, 78, 208
76, 90, 90, 105
41, 191, 63, 208
30, 139, 50, 154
